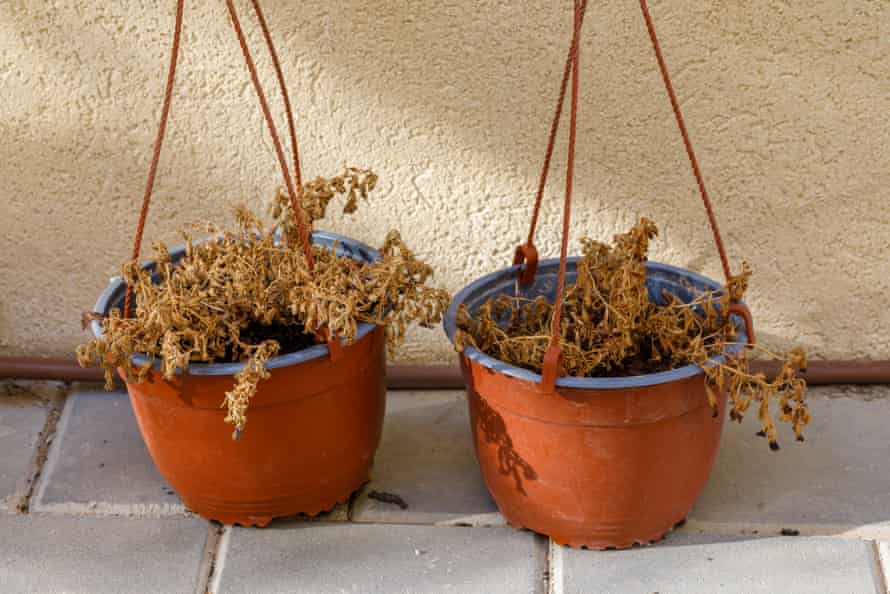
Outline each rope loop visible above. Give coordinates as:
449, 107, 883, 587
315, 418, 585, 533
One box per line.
512, 243, 539, 288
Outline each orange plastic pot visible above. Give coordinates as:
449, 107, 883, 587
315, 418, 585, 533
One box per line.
90, 232, 386, 526
444, 258, 747, 548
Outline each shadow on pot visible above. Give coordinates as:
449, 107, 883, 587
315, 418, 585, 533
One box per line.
468, 387, 538, 496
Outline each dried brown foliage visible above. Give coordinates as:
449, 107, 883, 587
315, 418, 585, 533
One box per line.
455, 219, 809, 449
77, 168, 450, 435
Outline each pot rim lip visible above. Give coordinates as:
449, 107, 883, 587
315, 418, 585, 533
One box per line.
90, 229, 381, 377
443, 257, 747, 390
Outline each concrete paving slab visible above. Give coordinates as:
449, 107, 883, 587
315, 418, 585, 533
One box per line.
0, 382, 53, 509
218, 522, 543, 594
693, 386, 890, 529
0, 514, 209, 594
32, 387, 185, 515
560, 532, 880, 594
30, 386, 349, 522
352, 390, 501, 525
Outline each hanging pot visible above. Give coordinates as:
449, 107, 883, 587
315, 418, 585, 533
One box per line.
444, 257, 747, 548
82, 0, 395, 526
440, 0, 758, 548
90, 231, 386, 526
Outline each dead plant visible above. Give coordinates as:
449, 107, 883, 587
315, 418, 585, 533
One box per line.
78, 168, 451, 437
454, 218, 809, 449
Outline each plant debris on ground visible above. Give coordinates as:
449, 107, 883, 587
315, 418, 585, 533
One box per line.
78, 167, 451, 436
454, 218, 809, 449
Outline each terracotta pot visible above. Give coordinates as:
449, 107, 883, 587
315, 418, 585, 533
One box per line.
90, 231, 386, 526
444, 258, 747, 548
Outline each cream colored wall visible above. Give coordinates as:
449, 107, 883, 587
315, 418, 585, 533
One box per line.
1, 1, 888, 363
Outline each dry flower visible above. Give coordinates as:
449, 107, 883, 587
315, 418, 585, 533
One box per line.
455, 218, 809, 449
78, 168, 450, 436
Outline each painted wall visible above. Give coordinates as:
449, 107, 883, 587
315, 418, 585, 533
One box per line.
1, 1, 888, 363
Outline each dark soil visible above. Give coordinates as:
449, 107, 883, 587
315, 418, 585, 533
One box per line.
583, 338, 692, 377
223, 320, 320, 362
573, 324, 719, 377
597, 357, 676, 377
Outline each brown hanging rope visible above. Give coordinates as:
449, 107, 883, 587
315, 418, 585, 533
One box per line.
224, 0, 314, 266
123, 0, 184, 318
233, 0, 341, 359
532, 0, 754, 390
514, 0, 588, 288
248, 0, 303, 191
638, 0, 731, 284
123, 1, 341, 358
540, 0, 585, 391
124, 0, 313, 316
639, 0, 754, 343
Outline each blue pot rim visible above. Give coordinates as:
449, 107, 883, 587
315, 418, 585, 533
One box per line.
90, 230, 381, 377
443, 257, 747, 390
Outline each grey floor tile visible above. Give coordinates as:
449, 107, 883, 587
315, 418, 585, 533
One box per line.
0, 514, 209, 594
31, 386, 349, 522
218, 523, 543, 594
352, 390, 501, 525
561, 532, 880, 594
0, 383, 53, 508
32, 387, 184, 515
693, 386, 890, 528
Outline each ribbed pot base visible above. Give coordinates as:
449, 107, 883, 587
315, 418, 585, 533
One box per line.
502, 514, 688, 550
182, 477, 369, 527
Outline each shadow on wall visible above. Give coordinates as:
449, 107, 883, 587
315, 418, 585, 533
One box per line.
238, 0, 890, 361
1, 1, 887, 359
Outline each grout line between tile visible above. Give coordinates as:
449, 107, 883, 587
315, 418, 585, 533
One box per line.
205, 524, 231, 594
15, 387, 67, 513
534, 534, 550, 594
26, 391, 73, 513
196, 522, 224, 594
327, 517, 511, 529
29, 501, 191, 518
548, 538, 564, 594
873, 541, 890, 594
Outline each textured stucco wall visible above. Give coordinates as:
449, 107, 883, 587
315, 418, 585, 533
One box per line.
1, 1, 888, 363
